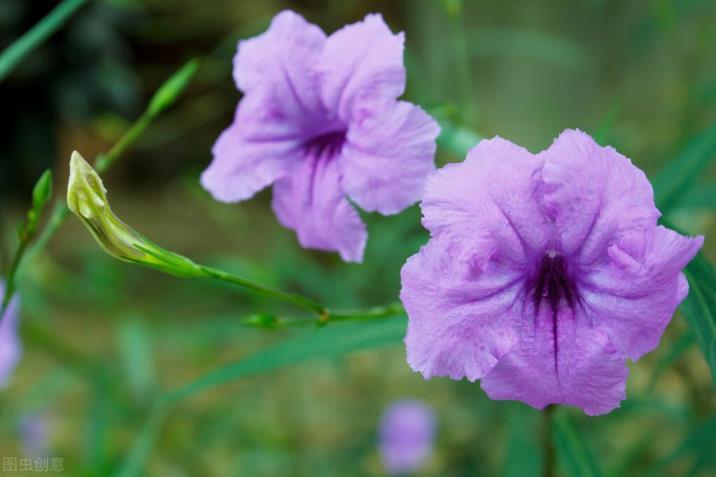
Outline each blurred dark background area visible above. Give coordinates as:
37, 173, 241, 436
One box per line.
3, 0, 716, 204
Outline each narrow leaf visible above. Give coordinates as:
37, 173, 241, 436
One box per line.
166, 316, 406, 402
652, 122, 716, 212
0, 0, 88, 82
32, 170, 53, 212
680, 252, 716, 384
553, 415, 603, 477
147, 58, 200, 117
674, 182, 716, 209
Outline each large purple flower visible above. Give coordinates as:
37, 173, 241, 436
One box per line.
400, 130, 704, 415
201, 10, 440, 262
0, 281, 21, 389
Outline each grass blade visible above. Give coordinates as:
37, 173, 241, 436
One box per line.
166, 316, 406, 402
680, 252, 716, 385
553, 414, 603, 477
652, 122, 716, 212
0, 0, 88, 82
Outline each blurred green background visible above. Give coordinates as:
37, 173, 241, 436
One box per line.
1, 0, 715, 476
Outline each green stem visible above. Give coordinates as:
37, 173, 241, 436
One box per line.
542, 406, 556, 477
0, 0, 89, 82
95, 110, 155, 174
0, 237, 29, 318
197, 264, 327, 316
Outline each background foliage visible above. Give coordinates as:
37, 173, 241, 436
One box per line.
1, 0, 715, 476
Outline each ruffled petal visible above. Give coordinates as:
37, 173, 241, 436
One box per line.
421, 137, 553, 265
233, 10, 327, 124
0, 285, 21, 388
271, 152, 367, 263
481, 305, 628, 416
540, 129, 660, 265
339, 101, 439, 215
401, 237, 523, 381
201, 97, 303, 203
581, 226, 703, 360
320, 14, 405, 122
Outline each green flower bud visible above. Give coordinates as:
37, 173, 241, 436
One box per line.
67, 151, 201, 277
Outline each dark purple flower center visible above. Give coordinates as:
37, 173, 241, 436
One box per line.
532, 251, 578, 315
303, 129, 347, 159
530, 251, 580, 372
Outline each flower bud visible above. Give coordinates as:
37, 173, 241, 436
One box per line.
67, 151, 201, 277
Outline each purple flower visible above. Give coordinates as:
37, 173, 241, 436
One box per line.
201, 11, 440, 262
400, 130, 704, 416
379, 400, 435, 475
20, 413, 50, 457
0, 281, 21, 389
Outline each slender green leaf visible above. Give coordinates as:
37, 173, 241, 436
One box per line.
166, 316, 406, 402
116, 317, 406, 476
31, 170, 53, 212
116, 320, 155, 402
0, 0, 88, 82
147, 58, 200, 117
652, 122, 716, 211
680, 252, 716, 384
553, 415, 603, 477
674, 182, 716, 209
502, 405, 541, 477
112, 403, 169, 477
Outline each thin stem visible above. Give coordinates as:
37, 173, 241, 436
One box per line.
0, 237, 29, 317
95, 110, 155, 174
197, 264, 327, 316
0, 0, 88, 82
327, 302, 405, 322
542, 405, 557, 477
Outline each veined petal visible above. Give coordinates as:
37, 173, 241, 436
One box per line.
421, 137, 553, 265
540, 129, 660, 265
271, 152, 367, 263
581, 226, 703, 360
201, 98, 302, 203
401, 238, 522, 381
320, 14, 405, 122
481, 306, 628, 416
233, 10, 327, 124
339, 101, 439, 215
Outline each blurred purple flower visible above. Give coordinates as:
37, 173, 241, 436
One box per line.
400, 130, 704, 415
201, 10, 439, 262
379, 400, 435, 475
20, 413, 50, 457
0, 281, 21, 389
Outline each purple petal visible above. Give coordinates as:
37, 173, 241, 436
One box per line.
320, 14, 405, 122
481, 305, 628, 416
201, 97, 304, 203
233, 10, 326, 123
540, 129, 660, 265
401, 238, 522, 381
421, 137, 553, 264
339, 101, 439, 215
581, 226, 703, 360
0, 282, 21, 389
271, 152, 367, 262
